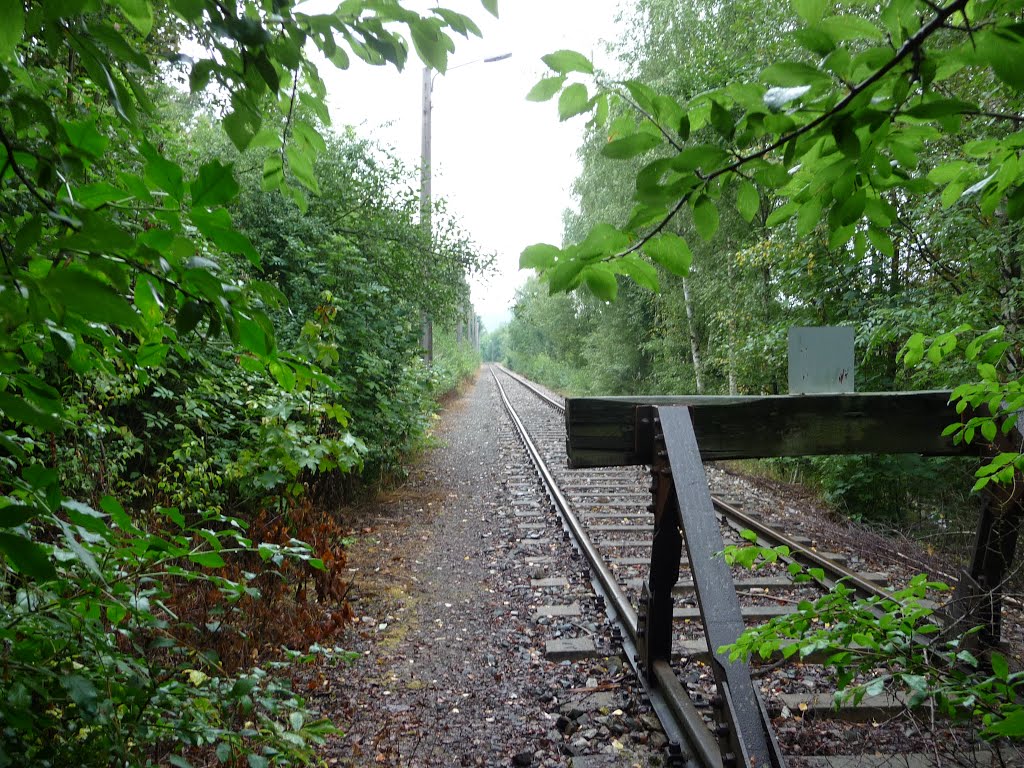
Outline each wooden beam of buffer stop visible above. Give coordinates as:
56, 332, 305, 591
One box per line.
564, 390, 969, 468
563, 391, 1002, 768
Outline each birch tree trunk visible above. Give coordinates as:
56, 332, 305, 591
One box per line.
682, 277, 704, 393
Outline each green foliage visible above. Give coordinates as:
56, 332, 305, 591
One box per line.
721, 543, 1024, 739
900, 325, 1024, 490
431, 326, 482, 398
525, 0, 1024, 291
0, 0, 492, 764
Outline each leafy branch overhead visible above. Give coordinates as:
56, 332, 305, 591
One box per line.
520, 0, 1024, 299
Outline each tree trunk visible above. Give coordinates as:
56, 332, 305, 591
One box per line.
682, 277, 704, 394
727, 259, 737, 396
1000, 248, 1022, 373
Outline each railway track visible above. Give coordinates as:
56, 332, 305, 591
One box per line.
489, 363, 1008, 767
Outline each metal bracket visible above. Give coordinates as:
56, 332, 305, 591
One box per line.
643, 419, 682, 680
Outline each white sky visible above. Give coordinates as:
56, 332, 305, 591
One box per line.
317, 0, 625, 331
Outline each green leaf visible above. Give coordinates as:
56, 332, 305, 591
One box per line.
582, 265, 618, 301
137, 342, 168, 368
624, 80, 659, 113
863, 677, 885, 697
74, 182, 127, 209
0, 0, 24, 59
546, 258, 585, 293
134, 274, 164, 324
262, 155, 284, 192
709, 99, 734, 139
100, 495, 140, 534
175, 300, 205, 336
1006, 186, 1024, 220
793, 0, 828, 24
286, 145, 320, 193
0, 504, 37, 528
558, 83, 591, 121
63, 120, 109, 158
526, 75, 565, 102
614, 254, 660, 292
736, 181, 759, 222
270, 361, 296, 391
481, 0, 498, 17
0, 532, 56, 580
434, 8, 482, 38
520, 243, 560, 270
832, 117, 860, 158
61, 674, 99, 714
45, 267, 141, 331
761, 61, 832, 87
0, 391, 62, 432
867, 227, 894, 257
903, 99, 977, 119
192, 209, 261, 266
577, 223, 630, 258
693, 196, 719, 240
992, 651, 1010, 681
671, 144, 729, 173
980, 28, 1024, 91
237, 311, 275, 357
113, 0, 154, 36
643, 233, 692, 276
223, 108, 260, 152
190, 551, 226, 568
978, 362, 998, 382
820, 15, 884, 42
796, 198, 822, 236
986, 708, 1024, 738
143, 151, 185, 202
191, 161, 239, 208
601, 132, 662, 159
409, 19, 449, 72
541, 49, 593, 75
927, 160, 973, 184
61, 500, 109, 536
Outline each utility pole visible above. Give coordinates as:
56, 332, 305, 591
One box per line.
420, 66, 433, 364
419, 54, 511, 364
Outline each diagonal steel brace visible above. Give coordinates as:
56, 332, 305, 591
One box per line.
648, 405, 785, 768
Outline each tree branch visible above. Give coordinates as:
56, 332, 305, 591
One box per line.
615, 0, 971, 260
0, 127, 62, 214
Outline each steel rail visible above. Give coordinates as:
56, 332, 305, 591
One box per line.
495, 363, 897, 603
490, 367, 720, 767
493, 364, 1008, 764
712, 497, 895, 601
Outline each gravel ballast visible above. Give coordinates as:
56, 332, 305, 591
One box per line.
303, 370, 1022, 767
312, 373, 665, 767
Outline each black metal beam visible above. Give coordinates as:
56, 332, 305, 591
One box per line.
658, 406, 785, 768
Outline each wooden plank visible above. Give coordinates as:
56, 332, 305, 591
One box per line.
566, 391, 967, 467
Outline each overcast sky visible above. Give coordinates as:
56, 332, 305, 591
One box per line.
317, 0, 626, 331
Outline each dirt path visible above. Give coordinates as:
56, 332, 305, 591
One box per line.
307, 373, 662, 768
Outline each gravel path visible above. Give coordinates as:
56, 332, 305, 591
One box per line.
310, 372, 665, 767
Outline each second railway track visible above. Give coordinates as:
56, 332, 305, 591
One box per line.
489, 363, 1017, 768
